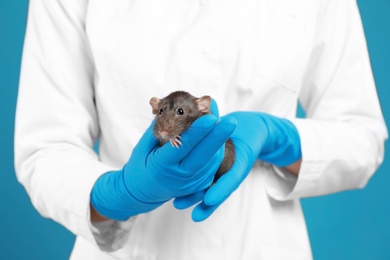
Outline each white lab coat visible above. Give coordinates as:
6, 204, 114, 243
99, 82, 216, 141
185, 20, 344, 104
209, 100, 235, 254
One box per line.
15, 0, 387, 259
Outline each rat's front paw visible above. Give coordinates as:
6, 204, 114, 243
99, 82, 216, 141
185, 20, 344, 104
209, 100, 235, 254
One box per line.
170, 136, 182, 148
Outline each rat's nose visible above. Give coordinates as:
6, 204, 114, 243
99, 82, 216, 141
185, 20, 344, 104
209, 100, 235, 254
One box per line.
159, 130, 168, 138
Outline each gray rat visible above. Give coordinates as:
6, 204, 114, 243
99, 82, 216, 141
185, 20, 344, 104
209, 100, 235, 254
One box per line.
149, 91, 235, 181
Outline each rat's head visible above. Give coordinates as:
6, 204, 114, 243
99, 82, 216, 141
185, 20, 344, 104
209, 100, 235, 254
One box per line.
149, 91, 211, 146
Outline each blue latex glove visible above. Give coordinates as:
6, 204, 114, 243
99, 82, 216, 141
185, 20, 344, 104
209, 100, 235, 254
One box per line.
91, 108, 237, 221
174, 112, 301, 221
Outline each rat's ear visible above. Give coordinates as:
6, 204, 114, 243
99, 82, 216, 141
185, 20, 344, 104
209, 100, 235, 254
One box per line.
196, 96, 211, 113
149, 97, 161, 114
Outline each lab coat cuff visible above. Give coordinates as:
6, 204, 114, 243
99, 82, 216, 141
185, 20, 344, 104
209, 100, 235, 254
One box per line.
265, 118, 323, 200
265, 161, 320, 201
69, 161, 134, 252
88, 217, 136, 252
71, 162, 116, 242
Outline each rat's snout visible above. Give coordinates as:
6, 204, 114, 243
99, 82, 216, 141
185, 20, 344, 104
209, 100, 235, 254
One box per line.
159, 130, 169, 138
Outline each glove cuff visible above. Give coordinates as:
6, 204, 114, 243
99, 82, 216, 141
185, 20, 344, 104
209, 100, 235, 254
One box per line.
258, 114, 302, 167
90, 169, 164, 221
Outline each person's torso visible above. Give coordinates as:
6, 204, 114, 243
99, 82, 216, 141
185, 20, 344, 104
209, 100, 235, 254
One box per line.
75, 0, 320, 258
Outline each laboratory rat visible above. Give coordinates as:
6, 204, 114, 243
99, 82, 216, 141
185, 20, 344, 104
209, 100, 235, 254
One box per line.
149, 91, 235, 181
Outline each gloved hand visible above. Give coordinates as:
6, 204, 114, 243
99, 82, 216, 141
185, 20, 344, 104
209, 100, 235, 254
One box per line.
174, 112, 301, 221
91, 105, 237, 221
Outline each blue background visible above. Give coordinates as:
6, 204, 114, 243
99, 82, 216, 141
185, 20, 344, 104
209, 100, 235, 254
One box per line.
0, 0, 389, 259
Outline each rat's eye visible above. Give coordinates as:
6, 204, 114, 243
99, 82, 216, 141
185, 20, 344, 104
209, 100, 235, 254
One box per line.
159, 108, 163, 115
177, 108, 184, 115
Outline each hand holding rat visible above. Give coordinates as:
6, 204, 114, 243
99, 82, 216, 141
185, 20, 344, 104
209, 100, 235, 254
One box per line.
90, 100, 236, 221
174, 112, 302, 221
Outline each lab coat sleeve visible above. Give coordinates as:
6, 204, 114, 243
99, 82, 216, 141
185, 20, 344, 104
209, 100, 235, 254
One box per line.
266, 0, 388, 200
14, 0, 130, 250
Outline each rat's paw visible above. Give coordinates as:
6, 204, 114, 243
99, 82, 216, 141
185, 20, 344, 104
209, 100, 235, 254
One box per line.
170, 136, 182, 148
